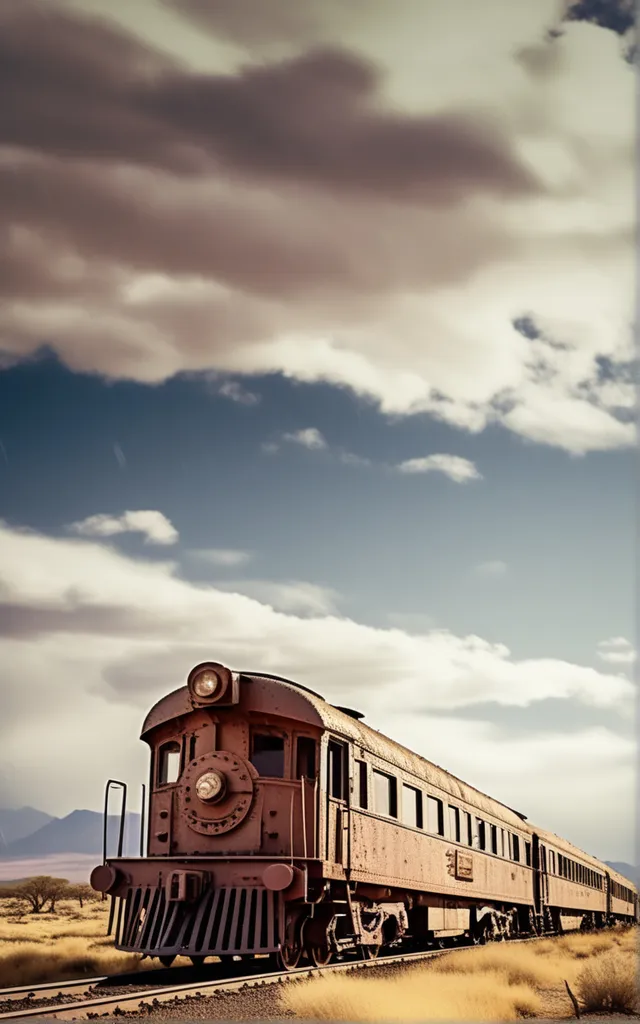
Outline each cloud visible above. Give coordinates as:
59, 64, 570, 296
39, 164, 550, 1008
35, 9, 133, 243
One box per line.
338, 451, 371, 467
0, 517, 634, 855
68, 510, 179, 545
0, 1, 635, 455
474, 560, 508, 577
597, 636, 637, 665
213, 579, 340, 616
282, 427, 327, 450
0, 519, 632, 715
188, 548, 251, 566
396, 454, 482, 483
218, 380, 260, 405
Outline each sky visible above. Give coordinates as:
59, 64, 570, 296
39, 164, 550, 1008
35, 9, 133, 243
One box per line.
0, 0, 636, 864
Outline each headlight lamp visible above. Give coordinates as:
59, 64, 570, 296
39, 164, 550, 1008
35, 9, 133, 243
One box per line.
192, 669, 221, 699
195, 770, 225, 803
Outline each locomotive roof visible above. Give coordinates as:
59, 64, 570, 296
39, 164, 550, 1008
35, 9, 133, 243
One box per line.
141, 670, 531, 831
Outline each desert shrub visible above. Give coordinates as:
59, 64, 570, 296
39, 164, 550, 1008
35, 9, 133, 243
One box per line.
576, 950, 639, 1013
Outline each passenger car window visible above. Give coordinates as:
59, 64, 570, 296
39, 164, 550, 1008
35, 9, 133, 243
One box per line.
251, 734, 285, 778
157, 741, 181, 786
448, 805, 460, 842
525, 841, 532, 866
373, 770, 397, 818
296, 736, 316, 778
512, 834, 520, 862
462, 810, 473, 845
427, 796, 444, 836
355, 760, 368, 809
402, 785, 423, 828
476, 819, 486, 851
490, 824, 498, 854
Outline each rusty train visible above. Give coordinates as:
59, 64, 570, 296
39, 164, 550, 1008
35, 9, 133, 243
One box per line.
90, 662, 639, 968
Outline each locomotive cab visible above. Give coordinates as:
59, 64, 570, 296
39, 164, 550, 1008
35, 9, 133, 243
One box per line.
144, 663, 322, 861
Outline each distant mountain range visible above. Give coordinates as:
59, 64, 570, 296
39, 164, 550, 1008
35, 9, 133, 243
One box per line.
0, 807, 141, 860
604, 861, 639, 887
0, 806, 55, 848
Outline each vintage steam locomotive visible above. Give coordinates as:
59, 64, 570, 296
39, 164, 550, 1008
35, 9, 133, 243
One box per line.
90, 662, 638, 968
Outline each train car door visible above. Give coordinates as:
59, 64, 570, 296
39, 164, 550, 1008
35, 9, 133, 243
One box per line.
605, 873, 611, 920
532, 835, 547, 927
326, 738, 349, 871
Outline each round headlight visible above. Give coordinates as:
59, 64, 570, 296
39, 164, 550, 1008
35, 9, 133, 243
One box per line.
192, 669, 221, 699
195, 770, 225, 803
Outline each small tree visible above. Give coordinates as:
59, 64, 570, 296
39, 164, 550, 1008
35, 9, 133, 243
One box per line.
46, 877, 71, 913
67, 883, 99, 910
10, 876, 70, 914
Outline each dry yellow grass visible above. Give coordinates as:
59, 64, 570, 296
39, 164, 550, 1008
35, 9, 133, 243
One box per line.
283, 926, 639, 1022
576, 948, 639, 1013
284, 968, 541, 1022
0, 900, 193, 987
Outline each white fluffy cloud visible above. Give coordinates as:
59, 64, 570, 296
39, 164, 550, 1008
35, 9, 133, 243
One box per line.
69, 510, 179, 545
282, 427, 328, 450
188, 548, 252, 566
218, 380, 261, 406
0, 516, 634, 858
597, 636, 637, 666
213, 579, 340, 616
396, 454, 482, 483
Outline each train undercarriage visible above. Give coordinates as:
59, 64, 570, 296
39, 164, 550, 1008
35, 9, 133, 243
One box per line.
104, 869, 631, 972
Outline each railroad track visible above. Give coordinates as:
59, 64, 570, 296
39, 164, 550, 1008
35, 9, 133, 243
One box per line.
0, 944, 496, 1021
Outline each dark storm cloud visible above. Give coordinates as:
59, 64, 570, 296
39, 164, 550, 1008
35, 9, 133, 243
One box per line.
0, 602, 176, 640
0, 155, 518, 305
142, 50, 540, 200
0, 2, 540, 203
0, 1, 188, 171
166, 0, 360, 47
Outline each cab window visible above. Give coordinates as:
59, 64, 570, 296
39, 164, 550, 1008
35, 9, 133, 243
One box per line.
296, 736, 317, 778
251, 733, 285, 778
157, 741, 181, 786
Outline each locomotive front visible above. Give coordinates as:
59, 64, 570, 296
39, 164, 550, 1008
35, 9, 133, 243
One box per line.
90, 662, 323, 967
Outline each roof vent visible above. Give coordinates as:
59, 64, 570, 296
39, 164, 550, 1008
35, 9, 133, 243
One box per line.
333, 705, 365, 721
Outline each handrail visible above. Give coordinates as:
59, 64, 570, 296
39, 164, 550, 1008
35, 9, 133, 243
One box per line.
301, 777, 308, 860
102, 779, 127, 864
289, 789, 295, 866
139, 783, 146, 857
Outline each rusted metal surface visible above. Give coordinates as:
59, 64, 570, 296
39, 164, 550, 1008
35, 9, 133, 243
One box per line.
93, 661, 638, 967
115, 883, 284, 957
535, 826, 608, 871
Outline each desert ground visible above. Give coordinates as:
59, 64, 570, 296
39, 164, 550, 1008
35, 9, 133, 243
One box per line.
0, 889, 637, 1021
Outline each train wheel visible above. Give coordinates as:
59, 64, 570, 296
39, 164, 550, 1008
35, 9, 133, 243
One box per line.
309, 944, 333, 967
189, 956, 206, 967
361, 944, 380, 960
280, 942, 303, 970
159, 955, 176, 967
